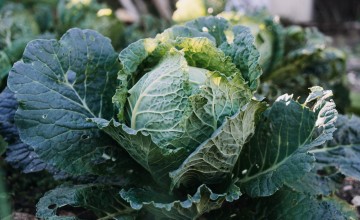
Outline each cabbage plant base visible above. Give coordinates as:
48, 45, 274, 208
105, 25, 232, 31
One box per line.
3, 17, 359, 219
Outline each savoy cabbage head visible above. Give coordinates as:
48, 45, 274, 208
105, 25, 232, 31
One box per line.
2, 16, 358, 219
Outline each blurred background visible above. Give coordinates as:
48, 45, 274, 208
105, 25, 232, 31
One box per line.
1, 0, 360, 219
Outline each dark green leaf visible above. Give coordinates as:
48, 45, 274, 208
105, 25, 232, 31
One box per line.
220, 25, 262, 91
90, 118, 186, 187
236, 87, 337, 197
312, 114, 360, 180
286, 167, 337, 196
7, 28, 138, 176
0, 87, 60, 174
252, 189, 357, 220
37, 185, 137, 219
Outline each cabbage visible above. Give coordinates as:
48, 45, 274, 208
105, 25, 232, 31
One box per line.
3, 17, 356, 219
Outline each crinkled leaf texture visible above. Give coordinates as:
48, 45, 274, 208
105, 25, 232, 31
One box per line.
37, 184, 136, 220
114, 17, 260, 123
312, 114, 360, 180
185, 16, 229, 46
7, 28, 140, 176
120, 183, 240, 220
184, 16, 262, 91
236, 87, 337, 197
125, 50, 191, 150
115, 33, 250, 122
219, 25, 262, 91
169, 100, 266, 189
107, 29, 253, 185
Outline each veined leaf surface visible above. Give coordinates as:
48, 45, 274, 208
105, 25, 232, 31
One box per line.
7, 28, 140, 175
170, 100, 266, 189
236, 87, 337, 197
312, 114, 360, 180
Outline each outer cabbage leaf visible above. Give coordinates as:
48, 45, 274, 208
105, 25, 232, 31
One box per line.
247, 189, 356, 220
89, 118, 187, 187
0, 87, 59, 174
170, 100, 266, 189
7, 28, 140, 176
37, 184, 137, 220
311, 114, 360, 180
286, 167, 338, 196
236, 87, 337, 197
120, 183, 240, 220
